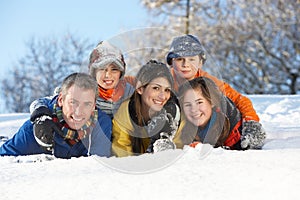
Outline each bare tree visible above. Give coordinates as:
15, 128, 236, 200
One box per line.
141, 0, 300, 94
1, 33, 93, 113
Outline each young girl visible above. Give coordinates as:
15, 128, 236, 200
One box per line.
174, 77, 265, 150
112, 60, 180, 157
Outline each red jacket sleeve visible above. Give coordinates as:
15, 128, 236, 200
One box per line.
200, 71, 260, 122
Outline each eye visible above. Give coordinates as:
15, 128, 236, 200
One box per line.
111, 68, 119, 71
84, 102, 93, 108
196, 100, 203, 105
165, 88, 171, 93
152, 86, 160, 90
183, 103, 192, 108
69, 100, 79, 107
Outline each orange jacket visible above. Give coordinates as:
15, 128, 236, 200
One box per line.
171, 68, 259, 122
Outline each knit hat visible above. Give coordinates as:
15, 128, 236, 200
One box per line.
136, 60, 174, 90
88, 41, 126, 78
166, 34, 206, 65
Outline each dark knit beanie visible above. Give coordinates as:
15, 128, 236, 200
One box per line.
166, 34, 206, 65
88, 41, 126, 78
135, 60, 174, 90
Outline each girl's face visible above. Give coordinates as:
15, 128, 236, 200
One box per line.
172, 55, 202, 80
95, 64, 122, 89
137, 77, 171, 115
183, 88, 212, 127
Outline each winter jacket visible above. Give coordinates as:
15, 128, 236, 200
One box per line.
174, 97, 242, 150
170, 68, 260, 122
112, 96, 180, 157
0, 97, 112, 158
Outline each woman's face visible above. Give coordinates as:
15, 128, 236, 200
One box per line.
95, 63, 122, 89
183, 88, 212, 127
137, 77, 172, 114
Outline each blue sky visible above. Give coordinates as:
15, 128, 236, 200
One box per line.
0, 0, 147, 76
0, 0, 147, 113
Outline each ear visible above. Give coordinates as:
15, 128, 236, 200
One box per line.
135, 80, 142, 89
136, 87, 144, 95
57, 93, 63, 107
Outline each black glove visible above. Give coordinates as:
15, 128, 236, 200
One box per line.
241, 120, 266, 149
30, 106, 53, 122
31, 107, 61, 151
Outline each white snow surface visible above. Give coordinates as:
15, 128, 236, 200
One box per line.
0, 95, 300, 200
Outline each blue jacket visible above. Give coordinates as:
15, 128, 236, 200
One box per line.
0, 96, 112, 158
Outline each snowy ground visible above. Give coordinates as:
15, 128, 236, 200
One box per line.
0, 95, 300, 200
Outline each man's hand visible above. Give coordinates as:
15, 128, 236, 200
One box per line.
30, 106, 52, 122
33, 115, 56, 149
31, 107, 61, 151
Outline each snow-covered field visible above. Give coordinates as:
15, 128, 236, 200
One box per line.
0, 95, 299, 200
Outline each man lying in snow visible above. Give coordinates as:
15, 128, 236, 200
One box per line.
0, 73, 112, 159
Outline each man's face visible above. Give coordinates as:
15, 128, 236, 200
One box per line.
172, 55, 202, 80
58, 85, 96, 130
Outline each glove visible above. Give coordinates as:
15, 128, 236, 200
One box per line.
30, 106, 53, 122
241, 120, 266, 149
153, 132, 176, 153
146, 110, 179, 153
31, 107, 61, 151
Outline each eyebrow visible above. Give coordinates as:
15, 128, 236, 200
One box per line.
70, 98, 94, 104
148, 82, 171, 89
183, 98, 203, 104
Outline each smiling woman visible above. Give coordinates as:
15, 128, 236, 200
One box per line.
112, 60, 181, 157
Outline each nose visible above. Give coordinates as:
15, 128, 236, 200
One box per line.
182, 59, 191, 67
74, 104, 84, 116
158, 90, 168, 100
190, 103, 199, 113
104, 69, 112, 77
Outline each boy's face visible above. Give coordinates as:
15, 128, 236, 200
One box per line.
172, 55, 202, 80
58, 85, 96, 130
95, 63, 122, 90
183, 88, 212, 127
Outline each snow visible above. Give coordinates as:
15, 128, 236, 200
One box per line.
1, 95, 300, 200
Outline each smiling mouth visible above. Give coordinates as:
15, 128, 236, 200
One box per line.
153, 99, 164, 106
179, 71, 191, 76
71, 116, 84, 123
104, 80, 113, 84
191, 113, 203, 119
